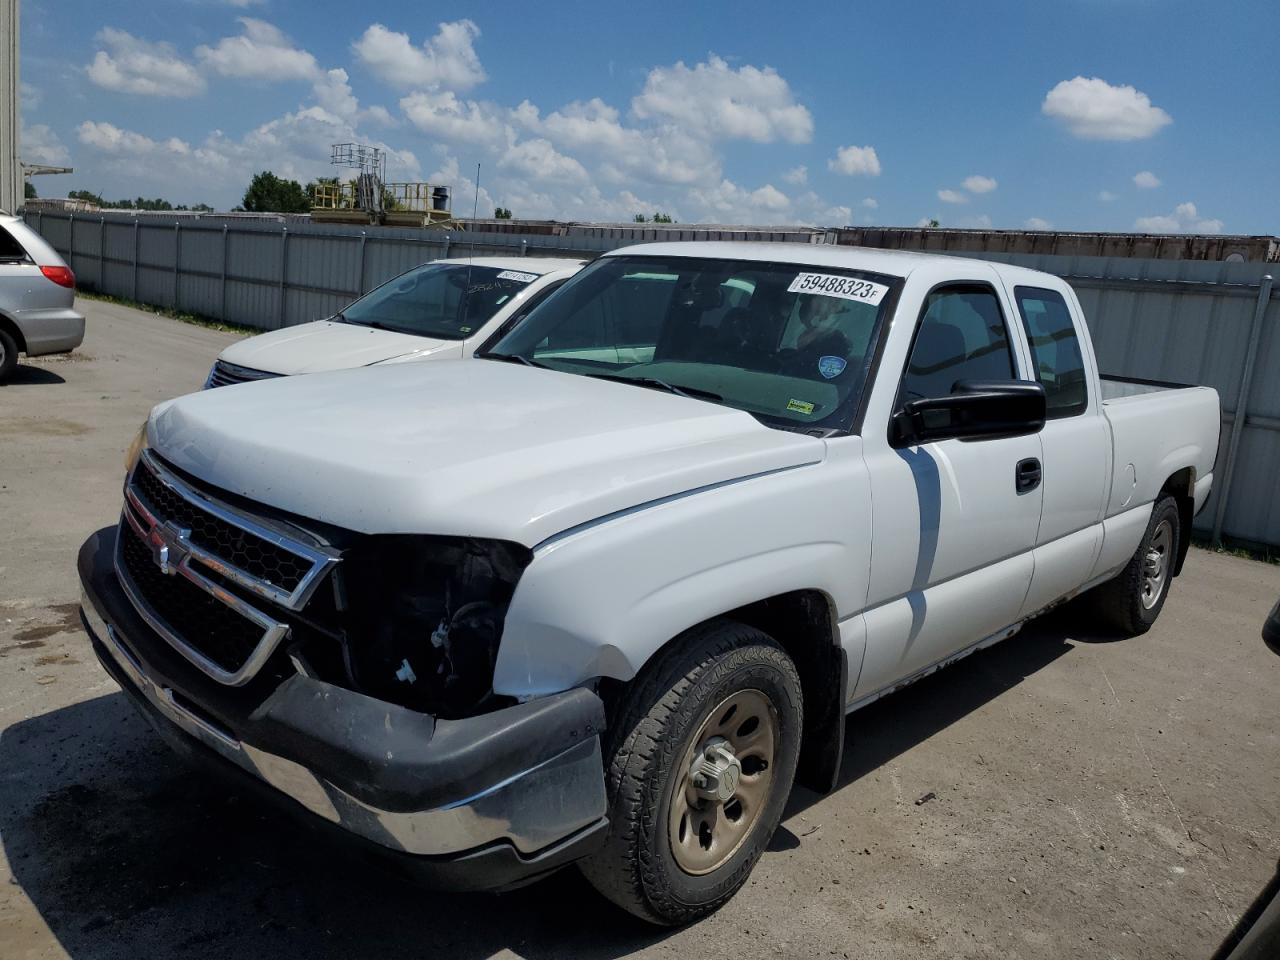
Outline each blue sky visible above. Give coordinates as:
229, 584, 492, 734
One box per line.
18, 0, 1280, 233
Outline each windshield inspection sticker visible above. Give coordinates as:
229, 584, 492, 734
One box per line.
786, 398, 815, 416
788, 272, 889, 305
497, 270, 539, 283
817, 355, 847, 379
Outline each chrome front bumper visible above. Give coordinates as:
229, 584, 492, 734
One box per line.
78, 527, 608, 881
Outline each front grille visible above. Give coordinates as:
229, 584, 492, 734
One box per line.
119, 521, 265, 673
131, 458, 309, 592
206, 360, 279, 389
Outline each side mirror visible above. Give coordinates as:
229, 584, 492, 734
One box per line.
892, 380, 1046, 445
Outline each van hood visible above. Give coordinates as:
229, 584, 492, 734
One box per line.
218, 320, 462, 375
149, 360, 825, 546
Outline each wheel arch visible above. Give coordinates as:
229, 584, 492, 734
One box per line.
1159, 467, 1195, 576
0, 309, 28, 354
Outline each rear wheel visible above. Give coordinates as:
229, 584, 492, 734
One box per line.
1092, 495, 1181, 635
579, 620, 802, 925
0, 327, 17, 382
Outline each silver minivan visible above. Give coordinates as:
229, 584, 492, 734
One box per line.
0, 213, 85, 381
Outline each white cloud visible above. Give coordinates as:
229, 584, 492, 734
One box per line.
861, 197, 878, 209
1025, 217, 1053, 230
353, 21, 485, 92
20, 82, 41, 111
686, 178, 792, 222
500, 138, 588, 183
782, 165, 807, 185
1133, 170, 1161, 189
916, 216, 939, 228
224, 0, 264, 6
828, 145, 880, 177
937, 188, 968, 204
1135, 201, 1224, 234
632, 55, 813, 144
1042, 76, 1172, 141
962, 174, 997, 194
196, 18, 320, 82
958, 214, 993, 229
312, 69, 358, 120
22, 123, 71, 166
399, 91, 507, 146
87, 28, 206, 97
1099, 190, 1116, 202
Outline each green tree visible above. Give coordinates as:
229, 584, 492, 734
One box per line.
493, 206, 512, 219
927, 218, 940, 228
242, 171, 310, 213
69, 189, 105, 206
633, 213, 648, 223
652, 212, 674, 224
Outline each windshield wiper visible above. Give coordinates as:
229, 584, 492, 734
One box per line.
586, 373, 723, 403
483, 352, 551, 369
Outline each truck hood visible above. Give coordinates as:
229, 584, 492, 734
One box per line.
149, 360, 825, 546
218, 320, 461, 375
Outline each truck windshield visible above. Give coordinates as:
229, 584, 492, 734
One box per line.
488, 255, 899, 433
338, 263, 540, 340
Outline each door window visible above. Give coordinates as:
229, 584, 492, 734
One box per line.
898, 284, 1016, 408
1013, 286, 1088, 418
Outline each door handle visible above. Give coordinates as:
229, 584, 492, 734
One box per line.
1016, 457, 1042, 494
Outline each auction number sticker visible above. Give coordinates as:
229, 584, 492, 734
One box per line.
787, 272, 888, 305
497, 270, 539, 283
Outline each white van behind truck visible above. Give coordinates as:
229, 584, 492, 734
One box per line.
0, 213, 85, 382
205, 256, 584, 387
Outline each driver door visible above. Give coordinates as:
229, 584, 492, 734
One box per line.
854, 281, 1043, 698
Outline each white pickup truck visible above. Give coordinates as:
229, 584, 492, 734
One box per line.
78, 242, 1220, 925
203, 256, 583, 387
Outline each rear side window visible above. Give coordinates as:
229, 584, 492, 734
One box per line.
898, 284, 1016, 407
1014, 286, 1088, 418
0, 226, 29, 262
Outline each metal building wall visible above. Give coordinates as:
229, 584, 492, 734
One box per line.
22, 210, 1279, 548
0, 0, 21, 216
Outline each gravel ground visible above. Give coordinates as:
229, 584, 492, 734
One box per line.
2, 299, 1278, 959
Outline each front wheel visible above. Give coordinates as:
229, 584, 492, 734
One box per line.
1092, 494, 1181, 635
0, 327, 17, 382
579, 620, 803, 925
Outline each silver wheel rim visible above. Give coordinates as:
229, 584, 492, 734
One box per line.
1141, 519, 1173, 610
667, 688, 778, 876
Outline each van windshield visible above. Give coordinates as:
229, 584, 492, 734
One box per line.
339, 263, 540, 340
487, 255, 899, 433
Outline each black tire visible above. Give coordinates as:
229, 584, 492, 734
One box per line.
1092, 495, 1181, 635
0, 327, 17, 383
579, 619, 803, 926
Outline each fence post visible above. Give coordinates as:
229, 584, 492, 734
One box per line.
1212, 274, 1274, 545
220, 224, 229, 323
443, 234, 450, 259
358, 231, 367, 295
68, 212, 74, 265
278, 227, 288, 328
98, 217, 106, 291
173, 222, 181, 309
521, 238, 528, 257
132, 220, 139, 300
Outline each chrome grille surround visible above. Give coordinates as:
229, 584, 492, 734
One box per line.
115, 449, 338, 686
205, 359, 280, 389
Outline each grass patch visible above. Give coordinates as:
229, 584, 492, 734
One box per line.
76, 290, 260, 337
1191, 534, 1280, 565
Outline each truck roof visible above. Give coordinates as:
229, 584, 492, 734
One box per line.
602, 240, 1059, 284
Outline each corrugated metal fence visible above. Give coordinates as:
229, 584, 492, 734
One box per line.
22, 210, 1279, 549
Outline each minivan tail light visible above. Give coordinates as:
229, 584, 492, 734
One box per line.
40, 265, 75, 288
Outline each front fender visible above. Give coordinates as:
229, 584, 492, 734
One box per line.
492, 439, 872, 698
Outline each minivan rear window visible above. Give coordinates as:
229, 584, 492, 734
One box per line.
0, 226, 29, 262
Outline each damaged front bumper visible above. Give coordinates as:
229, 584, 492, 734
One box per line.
77, 526, 609, 890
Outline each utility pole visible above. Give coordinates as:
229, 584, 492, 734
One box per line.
0, 0, 20, 214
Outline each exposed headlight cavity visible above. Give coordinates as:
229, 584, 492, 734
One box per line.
338, 535, 532, 719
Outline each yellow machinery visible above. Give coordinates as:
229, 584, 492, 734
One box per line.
311, 143, 453, 227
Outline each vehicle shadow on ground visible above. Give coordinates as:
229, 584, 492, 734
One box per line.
1, 606, 1095, 960
0, 364, 66, 386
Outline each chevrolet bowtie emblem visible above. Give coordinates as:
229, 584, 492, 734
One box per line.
147, 521, 193, 576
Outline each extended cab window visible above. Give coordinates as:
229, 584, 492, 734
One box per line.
898, 284, 1015, 407
1014, 286, 1088, 418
